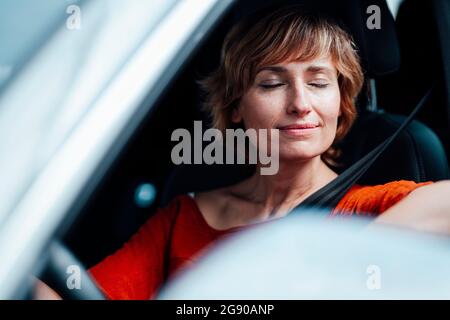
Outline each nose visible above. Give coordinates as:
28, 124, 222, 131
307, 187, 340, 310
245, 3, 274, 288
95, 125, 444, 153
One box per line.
286, 83, 312, 116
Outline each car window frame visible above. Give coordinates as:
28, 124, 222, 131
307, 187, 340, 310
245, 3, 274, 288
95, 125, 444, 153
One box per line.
0, 0, 235, 299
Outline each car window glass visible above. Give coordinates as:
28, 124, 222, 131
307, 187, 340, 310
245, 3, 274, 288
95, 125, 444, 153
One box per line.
0, 0, 177, 224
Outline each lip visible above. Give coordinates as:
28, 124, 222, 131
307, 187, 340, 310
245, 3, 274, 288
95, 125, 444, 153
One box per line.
277, 123, 320, 137
278, 123, 319, 130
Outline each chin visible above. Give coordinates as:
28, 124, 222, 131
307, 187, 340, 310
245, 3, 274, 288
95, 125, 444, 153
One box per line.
278, 149, 324, 162
278, 139, 333, 160
277, 139, 334, 161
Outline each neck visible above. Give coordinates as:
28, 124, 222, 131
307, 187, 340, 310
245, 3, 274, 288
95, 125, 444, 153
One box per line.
230, 156, 337, 217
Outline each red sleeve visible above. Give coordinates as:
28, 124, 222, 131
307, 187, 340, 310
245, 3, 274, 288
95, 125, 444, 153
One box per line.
88, 198, 180, 300
333, 180, 434, 216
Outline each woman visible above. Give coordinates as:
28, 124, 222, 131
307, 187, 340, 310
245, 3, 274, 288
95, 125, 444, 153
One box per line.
35, 6, 450, 300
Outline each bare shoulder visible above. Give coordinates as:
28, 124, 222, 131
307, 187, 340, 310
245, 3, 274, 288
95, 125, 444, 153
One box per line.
194, 183, 249, 230
195, 187, 233, 215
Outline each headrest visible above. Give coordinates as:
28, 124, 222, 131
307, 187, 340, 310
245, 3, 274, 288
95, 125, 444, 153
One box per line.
230, 0, 400, 78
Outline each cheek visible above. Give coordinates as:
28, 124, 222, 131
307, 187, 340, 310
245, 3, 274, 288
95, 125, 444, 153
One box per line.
239, 92, 285, 129
318, 90, 341, 127
314, 90, 340, 149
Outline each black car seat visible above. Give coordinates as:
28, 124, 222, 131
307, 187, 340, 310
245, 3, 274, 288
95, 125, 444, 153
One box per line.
377, 0, 450, 165
159, 0, 450, 205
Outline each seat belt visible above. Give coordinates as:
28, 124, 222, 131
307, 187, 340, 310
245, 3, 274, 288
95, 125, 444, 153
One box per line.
296, 85, 435, 211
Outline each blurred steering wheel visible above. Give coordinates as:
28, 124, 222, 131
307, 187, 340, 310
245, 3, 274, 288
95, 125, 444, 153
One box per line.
39, 241, 105, 300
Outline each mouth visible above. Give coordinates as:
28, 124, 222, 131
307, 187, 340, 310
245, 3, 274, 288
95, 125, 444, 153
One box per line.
277, 123, 320, 137
278, 123, 319, 130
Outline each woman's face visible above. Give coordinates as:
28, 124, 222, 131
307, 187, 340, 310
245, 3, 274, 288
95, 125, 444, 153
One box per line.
232, 56, 341, 161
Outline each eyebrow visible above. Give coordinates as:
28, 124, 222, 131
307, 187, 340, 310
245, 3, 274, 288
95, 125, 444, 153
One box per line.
305, 65, 336, 77
257, 66, 288, 74
256, 64, 336, 77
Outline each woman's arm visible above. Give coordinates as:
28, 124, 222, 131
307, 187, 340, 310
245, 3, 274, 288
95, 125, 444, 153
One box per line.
373, 180, 450, 235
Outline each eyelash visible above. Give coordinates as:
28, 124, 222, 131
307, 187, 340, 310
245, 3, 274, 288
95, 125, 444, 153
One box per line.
309, 83, 329, 89
259, 83, 285, 89
258, 83, 329, 90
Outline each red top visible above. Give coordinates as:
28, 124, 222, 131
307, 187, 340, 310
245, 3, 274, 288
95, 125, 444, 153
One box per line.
88, 180, 432, 300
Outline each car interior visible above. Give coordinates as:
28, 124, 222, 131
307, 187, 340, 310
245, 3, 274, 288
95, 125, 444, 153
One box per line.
58, 0, 450, 274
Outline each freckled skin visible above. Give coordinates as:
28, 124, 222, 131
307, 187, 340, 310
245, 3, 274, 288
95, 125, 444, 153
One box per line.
232, 56, 341, 161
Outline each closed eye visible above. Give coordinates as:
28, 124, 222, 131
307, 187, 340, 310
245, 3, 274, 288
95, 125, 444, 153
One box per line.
309, 83, 329, 89
259, 83, 286, 89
